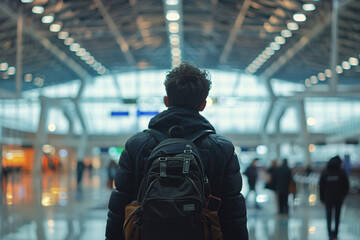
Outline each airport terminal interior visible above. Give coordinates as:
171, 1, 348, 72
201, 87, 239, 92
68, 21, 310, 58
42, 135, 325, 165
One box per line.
1, 0, 360, 239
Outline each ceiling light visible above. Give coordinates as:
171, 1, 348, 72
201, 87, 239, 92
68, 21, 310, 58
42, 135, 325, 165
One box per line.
169, 22, 179, 33
21, 0, 33, 3
49, 23, 61, 32
281, 29, 292, 38
303, 3, 316, 11
48, 123, 56, 132
264, 22, 274, 33
86, 56, 95, 65
34, 76, 44, 87
275, 36, 286, 44
41, 15, 54, 24
24, 73, 32, 82
342, 61, 351, 70
81, 52, 91, 60
305, 78, 311, 87
69, 43, 80, 52
0, 62, 8, 71
269, 16, 280, 25
58, 31, 69, 39
170, 36, 180, 45
349, 57, 359, 66
318, 72, 326, 81
76, 48, 86, 56
261, 51, 270, 59
172, 55, 181, 61
7, 67, 16, 75
293, 13, 306, 22
64, 37, 74, 45
171, 48, 181, 56
32, 6, 44, 14
270, 42, 280, 51
325, 69, 332, 78
169, 34, 179, 41
172, 60, 181, 67
310, 76, 318, 84
307, 117, 316, 126
166, 10, 180, 21
287, 22, 299, 31
252, 60, 262, 68
335, 65, 343, 74
166, 0, 179, 5
98, 66, 106, 75
93, 62, 101, 71
258, 55, 267, 62
247, 65, 256, 72
90, 60, 97, 67
265, 47, 275, 55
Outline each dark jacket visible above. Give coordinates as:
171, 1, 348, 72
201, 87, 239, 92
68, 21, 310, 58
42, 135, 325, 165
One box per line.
264, 166, 277, 191
274, 162, 292, 194
244, 165, 257, 190
106, 107, 248, 240
319, 156, 349, 204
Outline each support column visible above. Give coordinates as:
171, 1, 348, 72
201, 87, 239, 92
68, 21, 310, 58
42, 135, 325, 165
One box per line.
298, 100, 312, 166
73, 100, 88, 161
274, 105, 287, 162
75, 78, 88, 102
330, 0, 339, 92
33, 97, 49, 174
16, 6, 23, 98
63, 108, 74, 138
261, 76, 277, 163
32, 97, 49, 206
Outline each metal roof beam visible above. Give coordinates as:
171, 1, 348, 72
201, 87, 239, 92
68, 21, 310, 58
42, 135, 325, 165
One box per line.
219, 0, 253, 65
0, 2, 92, 81
93, 0, 136, 66
262, 0, 354, 80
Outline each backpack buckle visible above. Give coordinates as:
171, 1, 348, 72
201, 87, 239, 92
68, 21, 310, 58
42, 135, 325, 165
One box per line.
184, 145, 192, 154
183, 145, 192, 174
159, 157, 167, 177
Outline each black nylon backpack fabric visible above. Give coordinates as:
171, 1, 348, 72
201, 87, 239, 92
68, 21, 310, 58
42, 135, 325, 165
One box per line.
137, 137, 206, 240
106, 107, 248, 240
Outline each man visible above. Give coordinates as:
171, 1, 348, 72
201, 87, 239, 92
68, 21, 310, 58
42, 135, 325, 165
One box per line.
274, 158, 292, 214
105, 62, 248, 240
319, 156, 349, 240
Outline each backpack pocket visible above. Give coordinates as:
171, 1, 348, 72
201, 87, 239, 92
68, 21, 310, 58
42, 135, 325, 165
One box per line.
202, 208, 223, 240
124, 202, 142, 240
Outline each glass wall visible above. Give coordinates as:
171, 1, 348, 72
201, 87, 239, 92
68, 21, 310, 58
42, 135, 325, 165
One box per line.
1, 69, 360, 137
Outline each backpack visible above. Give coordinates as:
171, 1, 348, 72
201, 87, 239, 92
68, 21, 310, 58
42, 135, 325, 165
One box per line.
123, 127, 223, 240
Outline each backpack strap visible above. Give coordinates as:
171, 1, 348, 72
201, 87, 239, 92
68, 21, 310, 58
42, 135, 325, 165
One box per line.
189, 129, 215, 142
144, 129, 167, 143
145, 128, 215, 143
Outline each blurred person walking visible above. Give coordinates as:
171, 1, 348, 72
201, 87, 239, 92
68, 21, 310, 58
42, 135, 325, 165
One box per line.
244, 158, 261, 209
264, 159, 277, 191
274, 158, 292, 215
319, 156, 349, 240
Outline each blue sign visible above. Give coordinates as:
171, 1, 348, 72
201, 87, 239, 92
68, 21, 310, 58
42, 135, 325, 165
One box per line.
111, 111, 129, 116
136, 110, 159, 117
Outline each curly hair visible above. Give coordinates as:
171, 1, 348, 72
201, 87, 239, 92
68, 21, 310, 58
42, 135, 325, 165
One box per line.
164, 62, 211, 111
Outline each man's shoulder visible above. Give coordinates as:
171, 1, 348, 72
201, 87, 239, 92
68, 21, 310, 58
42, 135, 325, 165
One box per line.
125, 131, 153, 147
203, 132, 235, 154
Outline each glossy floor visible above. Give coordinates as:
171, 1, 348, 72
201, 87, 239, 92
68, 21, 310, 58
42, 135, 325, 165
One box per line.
1, 170, 359, 240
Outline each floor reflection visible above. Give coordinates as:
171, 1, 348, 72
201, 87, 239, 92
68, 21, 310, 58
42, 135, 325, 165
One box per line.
1, 170, 359, 240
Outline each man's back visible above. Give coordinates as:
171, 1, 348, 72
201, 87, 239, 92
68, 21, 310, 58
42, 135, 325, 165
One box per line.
105, 63, 248, 240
